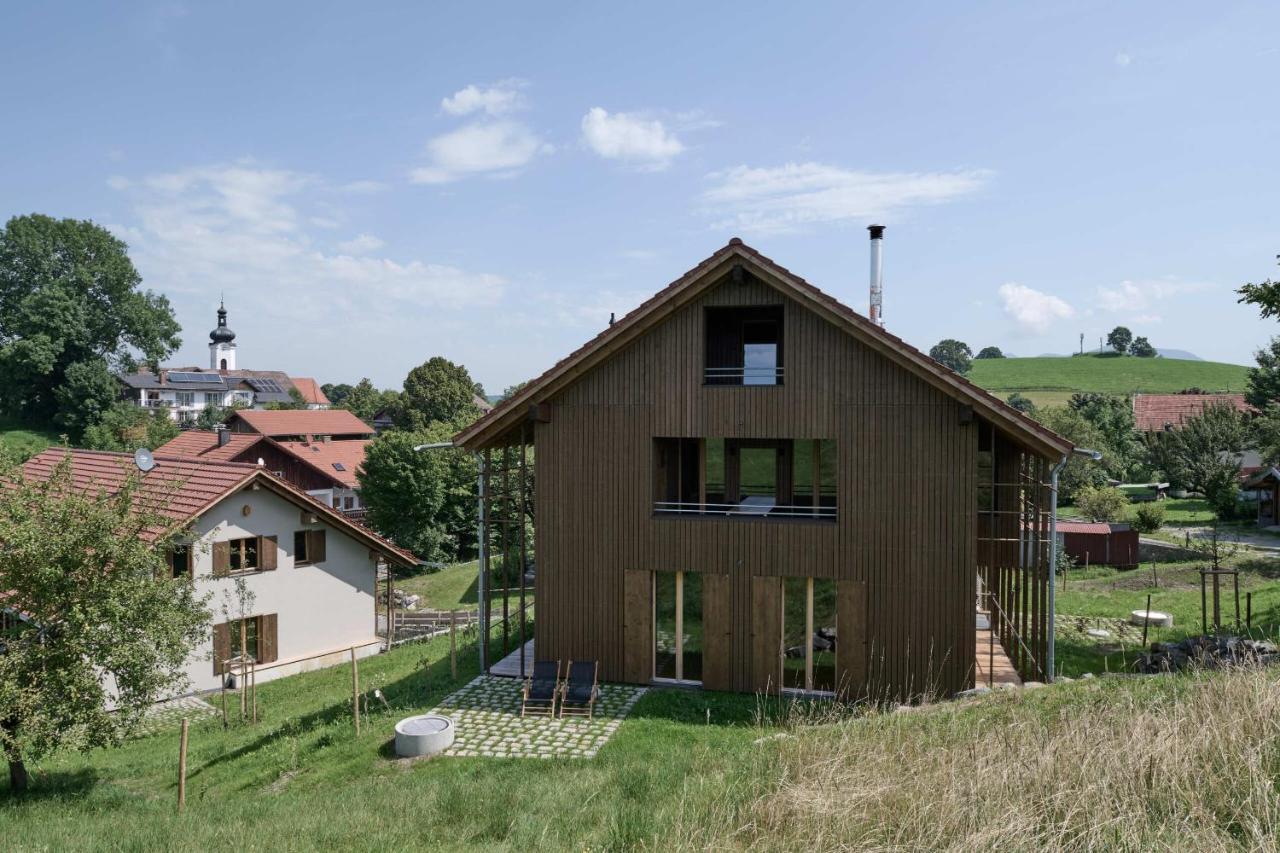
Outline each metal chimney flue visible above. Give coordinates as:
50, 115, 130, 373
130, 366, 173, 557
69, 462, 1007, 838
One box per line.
867, 224, 885, 327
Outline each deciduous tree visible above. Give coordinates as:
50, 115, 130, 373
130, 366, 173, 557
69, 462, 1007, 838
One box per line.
0, 456, 209, 792
1106, 326, 1133, 354
81, 402, 179, 452
975, 346, 1004, 359
396, 357, 482, 431
1128, 336, 1157, 358
928, 339, 973, 374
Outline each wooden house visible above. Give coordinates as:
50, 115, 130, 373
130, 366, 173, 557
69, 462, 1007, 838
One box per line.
456, 240, 1072, 698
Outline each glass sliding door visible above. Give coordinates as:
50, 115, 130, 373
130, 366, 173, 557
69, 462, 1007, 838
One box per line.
781, 576, 839, 694
653, 570, 703, 684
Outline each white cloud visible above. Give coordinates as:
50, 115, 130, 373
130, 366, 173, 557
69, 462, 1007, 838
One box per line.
1115, 52, 1132, 67
581, 107, 684, 169
1095, 277, 1214, 317
441, 79, 527, 117
336, 233, 385, 254
339, 179, 388, 194
700, 162, 990, 233
410, 121, 550, 184
998, 282, 1075, 335
110, 161, 505, 312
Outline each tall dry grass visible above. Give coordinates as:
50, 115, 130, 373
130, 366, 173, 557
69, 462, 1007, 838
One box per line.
680, 668, 1280, 852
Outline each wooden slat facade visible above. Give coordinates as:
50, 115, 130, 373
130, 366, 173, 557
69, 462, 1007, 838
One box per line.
492, 264, 1057, 699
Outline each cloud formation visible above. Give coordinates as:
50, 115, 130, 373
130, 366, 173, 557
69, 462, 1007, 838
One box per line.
441, 79, 528, 117
700, 162, 990, 233
998, 282, 1075, 335
1094, 277, 1213, 322
410, 121, 551, 184
581, 107, 684, 169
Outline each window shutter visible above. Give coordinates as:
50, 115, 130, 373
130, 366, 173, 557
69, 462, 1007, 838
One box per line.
308, 530, 327, 563
213, 622, 231, 675
259, 614, 278, 663
260, 535, 278, 571
212, 541, 231, 577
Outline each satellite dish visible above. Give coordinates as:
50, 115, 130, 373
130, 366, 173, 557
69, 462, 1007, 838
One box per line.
134, 447, 156, 473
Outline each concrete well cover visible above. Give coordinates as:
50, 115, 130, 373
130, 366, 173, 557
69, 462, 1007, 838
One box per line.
395, 714, 455, 757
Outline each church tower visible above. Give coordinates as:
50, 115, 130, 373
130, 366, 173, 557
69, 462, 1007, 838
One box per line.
209, 300, 237, 371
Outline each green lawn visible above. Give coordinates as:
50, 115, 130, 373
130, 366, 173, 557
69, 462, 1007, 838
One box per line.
968, 354, 1249, 408
0, 631, 790, 850
0, 415, 58, 462
1054, 558, 1280, 676
394, 561, 483, 610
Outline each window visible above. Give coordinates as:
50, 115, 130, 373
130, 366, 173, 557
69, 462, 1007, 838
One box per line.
175, 391, 195, 407
229, 617, 260, 663
214, 614, 278, 674
204, 392, 222, 406
229, 537, 259, 573
654, 437, 836, 519
343, 496, 355, 510
332, 462, 346, 472
654, 571, 702, 683
292, 529, 326, 565
705, 306, 783, 385
169, 545, 191, 579
782, 577, 837, 693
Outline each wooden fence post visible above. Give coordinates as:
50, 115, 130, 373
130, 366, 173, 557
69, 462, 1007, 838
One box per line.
450, 611, 458, 680
1141, 593, 1152, 648
351, 647, 360, 736
177, 718, 189, 814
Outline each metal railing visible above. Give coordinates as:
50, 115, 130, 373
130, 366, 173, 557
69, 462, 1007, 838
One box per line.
704, 366, 785, 384
654, 500, 836, 520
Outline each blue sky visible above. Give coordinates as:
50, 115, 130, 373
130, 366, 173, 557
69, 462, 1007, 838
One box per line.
3, 2, 1277, 392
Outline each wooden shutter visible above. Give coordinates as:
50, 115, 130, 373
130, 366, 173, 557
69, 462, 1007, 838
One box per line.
308, 530, 326, 564
751, 576, 782, 694
212, 540, 231, 577
259, 535, 278, 571
836, 580, 868, 701
701, 573, 732, 691
622, 569, 652, 684
259, 614, 278, 663
212, 621, 231, 675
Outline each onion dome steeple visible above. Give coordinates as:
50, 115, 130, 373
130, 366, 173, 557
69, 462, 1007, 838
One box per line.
210, 300, 236, 344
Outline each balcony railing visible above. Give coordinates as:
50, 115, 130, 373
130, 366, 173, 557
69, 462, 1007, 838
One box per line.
704, 366, 784, 385
654, 499, 835, 520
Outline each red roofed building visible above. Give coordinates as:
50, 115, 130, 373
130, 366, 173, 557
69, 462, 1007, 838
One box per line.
15, 448, 415, 694
1056, 520, 1139, 568
289, 377, 331, 409
225, 408, 374, 441
1132, 393, 1251, 432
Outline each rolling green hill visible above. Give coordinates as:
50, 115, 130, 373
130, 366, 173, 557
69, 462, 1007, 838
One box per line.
968, 355, 1251, 407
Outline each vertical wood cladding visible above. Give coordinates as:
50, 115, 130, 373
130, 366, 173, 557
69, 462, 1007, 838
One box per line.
531, 271, 1028, 698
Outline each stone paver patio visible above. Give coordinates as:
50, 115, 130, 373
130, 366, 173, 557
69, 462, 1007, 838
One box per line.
429, 675, 646, 759
135, 694, 220, 737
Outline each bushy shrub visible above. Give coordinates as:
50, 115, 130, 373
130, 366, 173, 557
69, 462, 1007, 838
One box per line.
1075, 484, 1129, 522
1131, 502, 1166, 533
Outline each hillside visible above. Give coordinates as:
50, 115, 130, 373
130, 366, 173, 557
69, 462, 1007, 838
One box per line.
968, 354, 1251, 408
0, 416, 57, 463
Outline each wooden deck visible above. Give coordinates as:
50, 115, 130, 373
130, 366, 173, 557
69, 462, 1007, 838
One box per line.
975, 614, 1022, 687
490, 639, 535, 679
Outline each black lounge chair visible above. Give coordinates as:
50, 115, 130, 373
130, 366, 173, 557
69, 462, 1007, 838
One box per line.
521, 659, 561, 718
558, 660, 599, 720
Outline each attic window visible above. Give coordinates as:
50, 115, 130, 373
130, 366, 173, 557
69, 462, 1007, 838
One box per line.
705, 306, 784, 386
332, 462, 346, 472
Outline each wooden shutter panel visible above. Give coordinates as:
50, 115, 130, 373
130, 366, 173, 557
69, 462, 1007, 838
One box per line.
308, 530, 326, 564
751, 576, 782, 694
622, 569, 652, 684
260, 535, 278, 571
701, 573, 732, 691
212, 541, 231, 577
836, 580, 868, 701
259, 614, 278, 663
212, 622, 231, 675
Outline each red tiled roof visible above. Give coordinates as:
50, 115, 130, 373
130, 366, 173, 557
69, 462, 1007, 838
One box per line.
1132, 393, 1251, 431
455, 239, 1072, 458
228, 408, 374, 438
274, 439, 370, 488
17, 448, 416, 566
290, 377, 331, 406
156, 430, 267, 461
1057, 520, 1115, 535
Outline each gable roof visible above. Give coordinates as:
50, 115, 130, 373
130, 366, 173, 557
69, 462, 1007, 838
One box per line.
1132, 393, 1252, 431
274, 439, 370, 489
156, 430, 268, 461
290, 377, 331, 406
227, 408, 374, 438
455, 239, 1072, 458
18, 448, 415, 567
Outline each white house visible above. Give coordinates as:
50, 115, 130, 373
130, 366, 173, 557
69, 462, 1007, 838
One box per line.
19, 448, 417, 694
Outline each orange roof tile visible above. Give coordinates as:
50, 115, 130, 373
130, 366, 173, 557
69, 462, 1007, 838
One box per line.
290, 377, 331, 406
227, 408, 374, 438
156, 430, 267, 461
1132, 393, 1251, 431
274, 439, 370, 488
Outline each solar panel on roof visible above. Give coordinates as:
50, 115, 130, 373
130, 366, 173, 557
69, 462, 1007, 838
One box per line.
247, 377, 285, 393
168, 371, 224, 387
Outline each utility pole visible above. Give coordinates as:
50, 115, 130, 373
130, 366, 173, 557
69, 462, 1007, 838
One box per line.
1079, 333, 1084, 355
